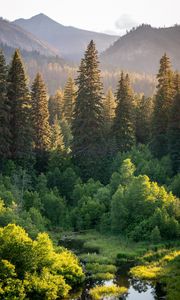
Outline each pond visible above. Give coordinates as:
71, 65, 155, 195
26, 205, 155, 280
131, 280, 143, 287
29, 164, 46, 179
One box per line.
59, 237, 166, 300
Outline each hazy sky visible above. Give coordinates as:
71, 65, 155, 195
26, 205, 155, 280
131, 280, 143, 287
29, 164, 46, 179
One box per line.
0, 0, 180, 35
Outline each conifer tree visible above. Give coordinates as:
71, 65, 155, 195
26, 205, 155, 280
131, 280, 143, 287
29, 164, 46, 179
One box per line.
7, 49, 32, 162
49, 89, 64, 125
72, 40, 105, 179
31, 73, 51, 156
168, 72, 180, 173
104, 87, 116, 128
63, 76, 76, 125
51, 115, 65, 151
136, 95, 153, 144
0, 49, 11, 159
112, 72, 135, 152
151, 54, 175, 157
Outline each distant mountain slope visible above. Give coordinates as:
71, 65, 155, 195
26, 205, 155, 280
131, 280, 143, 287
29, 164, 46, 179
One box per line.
0, 17, 59, 56
101, 24, 180, 73
13, 13, 118, 61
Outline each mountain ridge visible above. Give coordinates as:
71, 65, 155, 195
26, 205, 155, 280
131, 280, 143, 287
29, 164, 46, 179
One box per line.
0, 17, 59, 57
100, 24, 180, 73
13, 13, 119, 61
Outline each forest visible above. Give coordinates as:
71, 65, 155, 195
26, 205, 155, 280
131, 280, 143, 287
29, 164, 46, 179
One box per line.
0, 40, 179, 299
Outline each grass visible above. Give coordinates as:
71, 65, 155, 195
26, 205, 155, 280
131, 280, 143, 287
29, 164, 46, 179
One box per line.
130, 250, 180, 300
89, 285, 127, 300
58, 231, 180, 299
75, 231, 148, 263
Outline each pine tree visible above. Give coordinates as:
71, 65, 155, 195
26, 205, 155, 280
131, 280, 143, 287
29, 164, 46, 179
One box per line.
7, 49, 32, 162
49, 89, 64, 125
51, 115, 65, 151
72, 40, 105, 179
136, 95, 153, 144
168, 72, 180, 173
104, 87, 116, 128
63, 76, 76, 125
112, 72, 135, 152
151, 54, 175, 157
31, 73, 51, 156
0, 49, 11, 159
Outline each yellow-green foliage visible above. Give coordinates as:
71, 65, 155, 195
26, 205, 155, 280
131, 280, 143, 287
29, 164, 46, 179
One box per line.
89, 285, 127, 300
86, 263, 116, 274
130, 249, 180, 300
130, 264, 161, 280
91, 272, 114, 280
0, 224, 84, 299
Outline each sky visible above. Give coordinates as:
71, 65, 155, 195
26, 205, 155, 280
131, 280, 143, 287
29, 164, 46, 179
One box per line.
0, 0, 180, 35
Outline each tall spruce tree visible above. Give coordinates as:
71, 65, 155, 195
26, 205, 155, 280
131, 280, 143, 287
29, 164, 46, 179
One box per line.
31, 73, 51, 160
112, 72, 135, 152
72, 40, 105, 179
63, 76, 76, 125
7, 49, 32, 162
151, 54, 175, 157
0, 49, 11, 160
168, 72, 180, 173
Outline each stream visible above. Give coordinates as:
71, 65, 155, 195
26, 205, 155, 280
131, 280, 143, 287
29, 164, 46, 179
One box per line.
59, 237, 166, 300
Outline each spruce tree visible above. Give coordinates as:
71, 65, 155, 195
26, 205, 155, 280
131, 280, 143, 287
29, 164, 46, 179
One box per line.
112, 72, 135, 152
49, 89, 64, 125
104, 87, 116, 128
72, 40, 105, 179
168, 72, 180, 173
51, 115, 65, 151
136, 95, 153, 144
0, 49, 11, 159
63, 76, 76, 125
31, 73, 51, 159
151, 54, 175, 157
7, 49, 32, 162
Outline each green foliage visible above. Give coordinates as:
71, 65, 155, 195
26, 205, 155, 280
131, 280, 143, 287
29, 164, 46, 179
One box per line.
112, 72, 136, 152
110, 162, 179, 240
63, 76, 76, 125
48, 89, 64, 125
130, 250, 180, 300
0, 49, 11, 159
42, 190, 65, 227
0, 224, 84, 299
151, 54, 175, 157
72, 40, 105, 180
168, 77, 180, 173
31, 72, 51, 152
151, 226, 161, 242
89, 285, 127, 300
7, 49, 33, 163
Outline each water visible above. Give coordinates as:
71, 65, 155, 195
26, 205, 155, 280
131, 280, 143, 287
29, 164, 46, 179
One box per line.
59, 237, 166, 300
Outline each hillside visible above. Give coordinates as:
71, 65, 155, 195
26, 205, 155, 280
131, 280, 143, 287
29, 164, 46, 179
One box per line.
0, 17, 59, 57
13, 13, 118, 61
101, 24, 180, 73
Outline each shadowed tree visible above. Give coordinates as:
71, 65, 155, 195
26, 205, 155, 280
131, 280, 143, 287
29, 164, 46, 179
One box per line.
7, 49, 32, 163
112, 72, 136, 153
72, 41, 105, 180
31, 73, 51, 169
151, 54, 175, 157
0, 50, 11, 160
168, 72, 180, 173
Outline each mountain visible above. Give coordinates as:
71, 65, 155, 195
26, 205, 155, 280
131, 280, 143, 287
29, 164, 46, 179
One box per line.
0, 17, 59, 56
101, 24, 180, 74
13, 13, 118, 61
